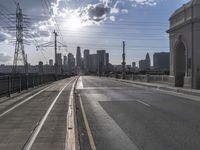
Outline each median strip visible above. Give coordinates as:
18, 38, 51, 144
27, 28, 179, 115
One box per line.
65, 77, 79, 150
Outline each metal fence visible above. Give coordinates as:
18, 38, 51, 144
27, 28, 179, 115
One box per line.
0, 74, 70, 98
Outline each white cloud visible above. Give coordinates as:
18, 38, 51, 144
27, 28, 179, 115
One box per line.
127, 0, 159, 6
0, 0, 161, 43
0, 53, 12, 63
121, 9, 128, 14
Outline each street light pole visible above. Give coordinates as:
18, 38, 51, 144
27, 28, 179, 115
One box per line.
122, 41, 126, 79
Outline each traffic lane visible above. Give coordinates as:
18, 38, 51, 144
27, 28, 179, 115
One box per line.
82, 76, 134, 88
79, 93, 139, 150
30, 81, 73, 150
79, 76, 200, 150
82, 76, 200, 126
100, 100, 200, 150
0, 78, 73, 150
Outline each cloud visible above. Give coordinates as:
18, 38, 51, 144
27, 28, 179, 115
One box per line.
0, 0, 161, 43
0, 53, 12, 63
0, 29, 13, 43
121, 9, 128, 14
110, 16, 116, 21
124, 0, 159, 6
79, 3, 111, 22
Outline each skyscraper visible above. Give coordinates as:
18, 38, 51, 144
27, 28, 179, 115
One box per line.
146, 53, 151, 70
56, 53, 62, 66
68, 53, 75, 72
153, 52, 169, 71
139, 53, 151, 71
63, 55, 67, 65
76, 46, 82, 68
89, 54, 98, 73
84, 49, 90, 73
97, 50, 106, 76
56, 53, 62, 74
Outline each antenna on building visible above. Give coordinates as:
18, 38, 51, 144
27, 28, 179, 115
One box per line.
12, 3, 28, 74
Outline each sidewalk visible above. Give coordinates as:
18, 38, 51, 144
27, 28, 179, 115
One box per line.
110, 78, 200, 97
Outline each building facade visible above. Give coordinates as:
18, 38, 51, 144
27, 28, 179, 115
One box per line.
153, 52, 170, 71
68, 53, 75, 72
84, 49, 90, 74
89, 54, 98, 73
97, 50, 106, 76
139, 53, 151, 71
167, 0, 200, 89
76, 46, 82, 68
63, 55, 67, 65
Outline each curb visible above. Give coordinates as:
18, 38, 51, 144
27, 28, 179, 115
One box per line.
110, 78, 200, 97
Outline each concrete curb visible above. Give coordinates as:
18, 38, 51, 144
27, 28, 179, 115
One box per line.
109, 78, 200, 97
66, 77, 80, 150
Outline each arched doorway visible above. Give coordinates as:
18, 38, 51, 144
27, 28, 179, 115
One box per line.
174, 42, 186, 87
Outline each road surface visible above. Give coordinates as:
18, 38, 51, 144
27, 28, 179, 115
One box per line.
76, 76, 200, 150
0, 77, 76, 150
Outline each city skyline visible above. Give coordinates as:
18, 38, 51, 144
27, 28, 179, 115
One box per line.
0, 0, 189, 66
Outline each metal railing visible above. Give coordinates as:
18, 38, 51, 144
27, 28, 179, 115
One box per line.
107, 73, 169, 84
0, 74, 71, 98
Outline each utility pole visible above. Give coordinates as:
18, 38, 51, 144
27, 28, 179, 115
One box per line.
122, 41, 126, 79
12, 3, 28, 74
53, 30, 58, 77
36, 32, 67, 77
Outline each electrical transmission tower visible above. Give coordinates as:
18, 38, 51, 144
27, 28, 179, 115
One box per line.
12, 3, 28, 74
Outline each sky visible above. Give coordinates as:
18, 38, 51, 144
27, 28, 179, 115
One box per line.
0, 0, 190, 66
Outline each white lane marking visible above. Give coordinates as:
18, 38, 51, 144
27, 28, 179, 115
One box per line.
0, 84, 54, 118
79, 94, 97, 150
136, 100, 151, 107
65, 78, 78, 150
22, 78, 75, 150
76, 76, 83, 89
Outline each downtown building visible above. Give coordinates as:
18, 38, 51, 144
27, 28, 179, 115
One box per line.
56, 53, 63, 74
153, 52, 169, 71
67, 53, 75, 73
83, 49, 90, 74
76, 46, 82, 73
97, 50, 107, 76
89, 54, 98, 73
81, 49, 110, 75
167, 0, 200, 88
139, 53, 151, 71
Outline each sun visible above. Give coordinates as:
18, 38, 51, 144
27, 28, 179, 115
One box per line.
66, 16, 82, 31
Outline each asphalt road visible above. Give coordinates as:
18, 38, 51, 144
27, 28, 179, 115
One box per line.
76, 76, 200, 150
0, 77, 75, 150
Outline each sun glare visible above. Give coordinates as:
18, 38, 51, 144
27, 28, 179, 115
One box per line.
66, 16, 82, 31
